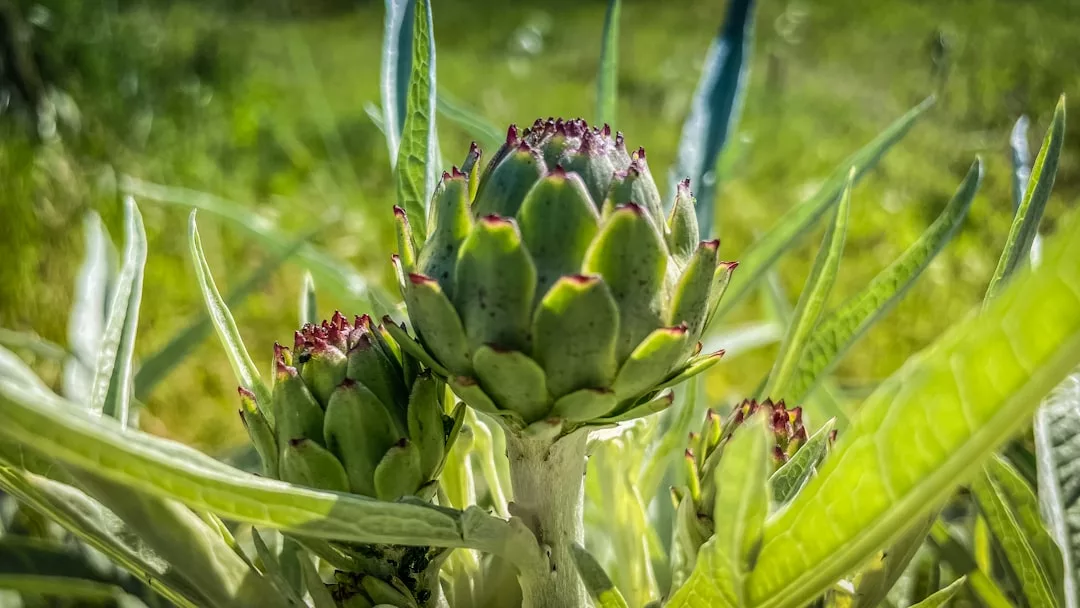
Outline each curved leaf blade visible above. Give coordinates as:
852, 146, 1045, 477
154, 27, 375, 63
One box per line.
669, 0, 754, 237
436, 91, 502, 151
395, 0, 437, 246
88, 197, 146, 428
571, 542, 630, 608
381, 0, 414, 160
987, 95, 1066, 300
65, 212, 114, 400
909, 576, 967, 608
784, 158, 982, 403
595, 0, 621, 127
1035, 369, 1080, 608
763, 172, 851, 400
744, 200, 1080, 608
708, 96, 935, 324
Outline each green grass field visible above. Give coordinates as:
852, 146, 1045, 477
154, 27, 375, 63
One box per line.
2, 0, 1077, 449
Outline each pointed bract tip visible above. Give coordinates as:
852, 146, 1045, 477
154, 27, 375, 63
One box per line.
455, 375, 479, 387
772, 445, 788, 463
721, 261, 739, 271
393, 205, 407, 220
479, 214, 514, 227
289, 437, 308, 448
395, 437, 410, 448
614, 132, 625, 148
441, 170, 451, 181
408, 272, 436, 285
679, 177, 691, 191
550, 164, 568, 177
451, 166, 466, 179
515, 140, 533, 154
666, 323, 689, 335
237, 386, 256, 399
684, 448, 695, 460
506, 124, 519, 145
635, 146, 646, 159
615, 202, 645, 216
564, 273, 599, 286
660, 390, 675, 403
702, 239, 720, 251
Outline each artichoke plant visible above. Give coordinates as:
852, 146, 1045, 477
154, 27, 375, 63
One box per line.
389, 118, 734, 431
240, 311, 464, 606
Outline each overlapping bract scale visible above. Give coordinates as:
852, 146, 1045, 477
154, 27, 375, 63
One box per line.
391, 118, 736, 428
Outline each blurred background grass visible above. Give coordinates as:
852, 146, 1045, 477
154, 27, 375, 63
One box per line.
1, 0, 1076, 451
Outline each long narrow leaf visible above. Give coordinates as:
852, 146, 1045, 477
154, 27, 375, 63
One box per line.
1010, 115, 1032, 211
595, 0, 621, 126
763, 172, 850, 399
437, 91, 503, 151
380, 0, 414, 159
731, 194, 1080, 608
88, 197, 146, 427
0, 328, 68, 361
134, 230, 314, 400
669, 0, 755, 237
850, 514, 936, 608
64, 212, 114, 400
301, 271, 318, 326
0, 537, 156, 602
572, 543, 630, 608
1034, 368, 1080, 608
0, 381, 539, 567
929, 521, 1013, 608
395, 0, 437, 244
0, 574, 148, 605
188, 212, 273, 415
986, 95, 1066, 300
909, 577, 967, 608
783, 158, 982, 403
708, 96, 935, 324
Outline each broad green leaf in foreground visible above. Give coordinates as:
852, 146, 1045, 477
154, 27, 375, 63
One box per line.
595, 0, 621, 127
708, 96, 935, 324
395, 0, 437, 245
972, 456, 1063, 606
668, 414, 770, 607
87, 198, 146, 427
762, 171, 850, 400
673, 198, 1080, 607
670, 0, 755, 237
782, 158, 983, 403
1034, 369, 1080, 608
571, 542, 630, 608
188, 212, 272, 415
987, 95, 1066, 300
0, 379, 539, 569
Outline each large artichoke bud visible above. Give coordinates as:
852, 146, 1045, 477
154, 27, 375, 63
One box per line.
669, 399, 815, 590
388, 118, 735, 431
237, 312, 464, 607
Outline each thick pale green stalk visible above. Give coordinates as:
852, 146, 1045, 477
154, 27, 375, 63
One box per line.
508, 430, 589, 608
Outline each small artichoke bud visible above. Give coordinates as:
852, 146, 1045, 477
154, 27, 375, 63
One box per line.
462, 142, 482, 201
271, 344, 326, 447
667, 178, 700, 264
417, 171, 473, 297
394, 206, 418, 271
280, 438, 349, 493
472, 140, 546, 218
603, 149, 665, 230
406, 374, 449, 479
295, 324, 348, 407
346, 325, 408, 421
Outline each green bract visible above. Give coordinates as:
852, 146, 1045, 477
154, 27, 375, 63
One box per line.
390, 119, 734, 430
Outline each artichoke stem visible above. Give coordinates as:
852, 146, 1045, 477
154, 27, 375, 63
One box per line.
507, 429, 589, 608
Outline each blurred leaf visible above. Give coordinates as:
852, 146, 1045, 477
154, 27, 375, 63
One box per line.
986, 95, 1066, 300
380, 0, 415, 160
596, 0, 621, 126
572, 542, 630, 608
65, 212, 116, 401
0, 574, 148, 606
850, 513, 936, 608
701, 320, 781, 361
188, 212, 273, 416
783, 158, 982, 405
120, 175, 394, 315
667, 414, 769, 607
972, 457, 1061, 606
640, 377, 703, 502
708, 96, 936, 324
908, 576, 966, 608
250, 530, 305, 605
0, 380, 538, 565
738, 202, 1080, 607
88, 198, 146, 428
298, 554, 336, 608
0, 328, 68, 361
0, 536, 155, 603
769, 418, 834, 505
929, 521, 1013, 608
1010, 115, 1032, 212
1034, 369, 1080, 608
669, 0, 755, 237
133, 229, 314, 401
762, 171, 850, 400
394, 0, 437, 245
437, 91, 502, 151
301, 271, 318, 326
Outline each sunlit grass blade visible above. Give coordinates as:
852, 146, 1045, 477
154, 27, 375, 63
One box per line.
65, 212, 115, 400
134, 230, 313, 401
740, 198, 1080, 608
595, 0, 621, 126
1034, 368, 1080, 608
120, 175, 394, 315
572, 542, 630, 608
188, 212, 272, 415
762, 171, 851, 400
708, 96, 936, 324
87, 197, 146, 428
668, 0, 754, 237
972, 457, 1062, 606
380, 0, 414, 159
395, 0, 437, 245
1010, 115, 1032, 211
986, 95, 1066, 300
0, 575, 148, 605
0, 466, 201, 608
0, 328, 68, 361
909, 576, 966, 608
437, 90, 503, 151
783, 158, 982, 404
0, 380, 538, 566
